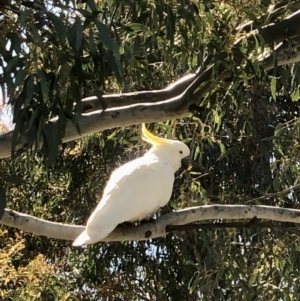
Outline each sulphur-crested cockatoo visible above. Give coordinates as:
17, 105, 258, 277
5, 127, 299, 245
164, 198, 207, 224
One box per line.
72, 124, 190, 246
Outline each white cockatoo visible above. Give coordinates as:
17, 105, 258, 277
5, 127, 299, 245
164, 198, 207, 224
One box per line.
72, 124, 190, 246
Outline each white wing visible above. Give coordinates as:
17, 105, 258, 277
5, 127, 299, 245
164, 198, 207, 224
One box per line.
73, 155, 174, 246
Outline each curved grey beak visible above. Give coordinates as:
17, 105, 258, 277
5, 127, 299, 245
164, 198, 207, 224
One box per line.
181, 156, 191, 170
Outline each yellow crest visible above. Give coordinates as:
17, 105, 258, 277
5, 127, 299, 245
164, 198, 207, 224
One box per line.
142, 124, 171, 146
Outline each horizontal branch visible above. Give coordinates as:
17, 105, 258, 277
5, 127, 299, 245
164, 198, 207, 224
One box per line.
0, 93, 193, 159
1, 205, 300, 243
167, 219, 300, 234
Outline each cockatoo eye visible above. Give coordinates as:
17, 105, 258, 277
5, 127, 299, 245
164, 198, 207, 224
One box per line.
179, 151, 183, 154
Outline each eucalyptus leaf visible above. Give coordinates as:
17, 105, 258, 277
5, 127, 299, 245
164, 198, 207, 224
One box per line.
47, 12, 67, 42
97, 22, 114, 50
127, 23, 150, 33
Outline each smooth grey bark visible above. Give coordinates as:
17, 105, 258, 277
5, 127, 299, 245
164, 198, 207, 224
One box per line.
1, 11, 300, 160
1, 205, 300, 242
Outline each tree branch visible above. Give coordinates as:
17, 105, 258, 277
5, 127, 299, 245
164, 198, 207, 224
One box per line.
167, 218, 300, 234
0, 69, 211, 159
82, 73, 196, 111
262, 35, 300, 70
1, 205, 300, 243
1, 11, 300, 159
236, 1, 300, 33
250, 9, 300, 45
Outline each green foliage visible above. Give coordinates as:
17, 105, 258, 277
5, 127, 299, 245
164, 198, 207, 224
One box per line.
0, 186, 6, 219
1, 0, 300, 300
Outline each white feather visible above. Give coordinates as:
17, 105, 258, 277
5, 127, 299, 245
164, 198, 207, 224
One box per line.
73, 137, 190, 246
